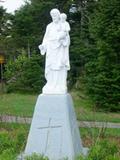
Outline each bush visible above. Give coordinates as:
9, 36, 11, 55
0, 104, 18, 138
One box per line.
0, 125, 28, 160
20, 140, 120, 160
0, 148, 17, 160
77, 140, 119, 160
0, 128, 119, 160
4, 53, 44, 93
0, 131, 16, 154
25, 153, 49, 160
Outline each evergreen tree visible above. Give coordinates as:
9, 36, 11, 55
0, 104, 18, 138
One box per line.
11, 1, 55, 54
4, 53, 44, 93
69, 0, 97, 87
0, 6, 14, 58
85, 0, 120, 111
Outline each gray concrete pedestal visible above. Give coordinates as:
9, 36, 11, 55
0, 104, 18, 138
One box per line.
24, 94, 87, 160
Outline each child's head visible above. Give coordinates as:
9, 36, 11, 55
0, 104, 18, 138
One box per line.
60, 13, 67, 22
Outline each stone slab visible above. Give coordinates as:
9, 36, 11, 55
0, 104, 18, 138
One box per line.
24, 94, 87, 160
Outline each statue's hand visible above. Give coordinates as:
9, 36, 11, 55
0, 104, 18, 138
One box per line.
38, 44, 46, 55
38, 44, 43, 50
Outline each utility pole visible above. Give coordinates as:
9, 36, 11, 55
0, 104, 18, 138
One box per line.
0, 54, 5, 93
0, 0, 5, 93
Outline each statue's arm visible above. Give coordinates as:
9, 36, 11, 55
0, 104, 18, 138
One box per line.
67, 22, 71, 32
38, 25, 49, 55
42, 25, 49, 46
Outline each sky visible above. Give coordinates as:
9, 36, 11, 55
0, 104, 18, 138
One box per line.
0, 0, 25, 13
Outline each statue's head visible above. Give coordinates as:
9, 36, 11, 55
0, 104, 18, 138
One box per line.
60, 13, 67, 22
50, 8, 60, 23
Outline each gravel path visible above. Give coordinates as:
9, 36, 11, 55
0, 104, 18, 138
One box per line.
0, 115, 120, 128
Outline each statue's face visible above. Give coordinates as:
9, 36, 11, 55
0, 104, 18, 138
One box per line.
51, 12, 60, 23
60, 16, 66, 23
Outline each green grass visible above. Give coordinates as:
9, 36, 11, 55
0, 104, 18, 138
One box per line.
0, 93, 37, 117
0, 122, 29, 159
0, 92, 120, 123
80, 127, 120, 138
71, 92, 120, 123
0, 122, 120, 138
0, 122, 30, 131
0, 123, 119, 159
80, 127, 120, 150
0, 122, 120, 150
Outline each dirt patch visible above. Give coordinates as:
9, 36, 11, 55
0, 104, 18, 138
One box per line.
82, 136, 120, 150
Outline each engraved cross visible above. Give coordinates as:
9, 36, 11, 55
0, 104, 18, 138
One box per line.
38, 118, 62, 153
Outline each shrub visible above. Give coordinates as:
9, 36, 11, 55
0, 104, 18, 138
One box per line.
0, 148, 17, 160
4, 53, 44, 93
0, 125, 28, 160
0, 131, 16, 154
77, 140, 119, 160
25, 153, 49, 160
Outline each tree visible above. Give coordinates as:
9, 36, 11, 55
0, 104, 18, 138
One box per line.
68, 0, 97, 88
0, 6, 15, 59
4, 53, 44, 93
11, 0, 56, 55
85, 0, 120, 111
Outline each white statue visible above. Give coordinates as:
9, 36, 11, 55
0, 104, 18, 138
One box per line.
60, 13, 70, 47
38, 9, 70, 94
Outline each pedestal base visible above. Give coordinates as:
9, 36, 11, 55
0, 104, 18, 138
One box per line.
24, 94, 87, 160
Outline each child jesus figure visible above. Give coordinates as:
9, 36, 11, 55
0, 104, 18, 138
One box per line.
59, 13, 71, 46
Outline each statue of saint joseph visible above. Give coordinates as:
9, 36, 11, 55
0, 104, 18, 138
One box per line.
39, 8, 70, 94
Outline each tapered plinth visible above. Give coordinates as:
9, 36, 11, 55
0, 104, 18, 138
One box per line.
24, 94, 87, 160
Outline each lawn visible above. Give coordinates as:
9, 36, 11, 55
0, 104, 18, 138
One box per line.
0, 93, 37, 117
80, 127, 120, 148
71, 92, 120, 123
0, 92, 120, 123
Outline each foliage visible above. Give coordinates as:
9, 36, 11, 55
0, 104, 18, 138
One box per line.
0, 6, 12, 37
0, 123, 120, 160
69, 0, 97, 88
0, 6, 13, 57
25, 153, 49, 160
4, 53, 44, 93
84, 0, 120, 111
0, 124, 28, 160
11, 0, 55, 53
0, 148, 17, 160
77, 140, 119, 160
1, 0, 120, 111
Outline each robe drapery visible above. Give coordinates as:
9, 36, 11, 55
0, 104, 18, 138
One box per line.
41, 22, 70, 94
